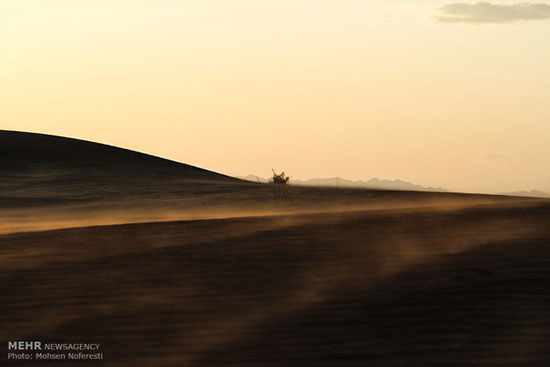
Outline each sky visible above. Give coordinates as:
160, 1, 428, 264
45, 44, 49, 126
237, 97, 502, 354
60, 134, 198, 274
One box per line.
1, 0, 549, 194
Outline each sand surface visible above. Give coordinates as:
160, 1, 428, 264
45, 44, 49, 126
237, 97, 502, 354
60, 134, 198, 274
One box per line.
2, 130, 550, 366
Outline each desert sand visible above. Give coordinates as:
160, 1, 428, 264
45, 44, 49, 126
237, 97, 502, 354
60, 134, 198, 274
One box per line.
1, 130, 549, 366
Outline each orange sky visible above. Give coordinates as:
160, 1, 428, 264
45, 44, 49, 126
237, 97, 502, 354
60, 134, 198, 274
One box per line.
1, 0, 549, 193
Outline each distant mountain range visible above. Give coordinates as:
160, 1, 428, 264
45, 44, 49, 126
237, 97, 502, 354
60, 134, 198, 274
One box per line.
242, 175, 550, 198
240, 175, 447, 192
502, 190, 550, 198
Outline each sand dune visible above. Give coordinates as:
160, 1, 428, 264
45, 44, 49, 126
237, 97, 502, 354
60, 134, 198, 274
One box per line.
1, 131, 550, 366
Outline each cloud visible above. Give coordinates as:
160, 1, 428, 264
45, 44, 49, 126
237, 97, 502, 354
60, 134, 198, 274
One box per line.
435, 2, 550, 24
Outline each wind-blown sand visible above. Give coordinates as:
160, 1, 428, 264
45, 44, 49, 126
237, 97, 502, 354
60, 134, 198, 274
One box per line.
1, 130, 549, 366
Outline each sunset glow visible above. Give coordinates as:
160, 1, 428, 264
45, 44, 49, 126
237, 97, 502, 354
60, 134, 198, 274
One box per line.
1, 0, 549, 193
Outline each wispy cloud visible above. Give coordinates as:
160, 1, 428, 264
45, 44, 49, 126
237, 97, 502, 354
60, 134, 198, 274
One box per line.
435, 2, 550, 24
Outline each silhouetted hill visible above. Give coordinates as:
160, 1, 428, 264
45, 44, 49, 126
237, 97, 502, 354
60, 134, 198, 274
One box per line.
0, 130, 238, 180
0, 130, 244, 209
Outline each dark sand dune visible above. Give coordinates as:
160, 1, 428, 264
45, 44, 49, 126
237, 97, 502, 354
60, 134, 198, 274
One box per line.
0, 130, 236, 179
0, 130, 240, 206
1, 131, 550, 366
0, 130, 249, 233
